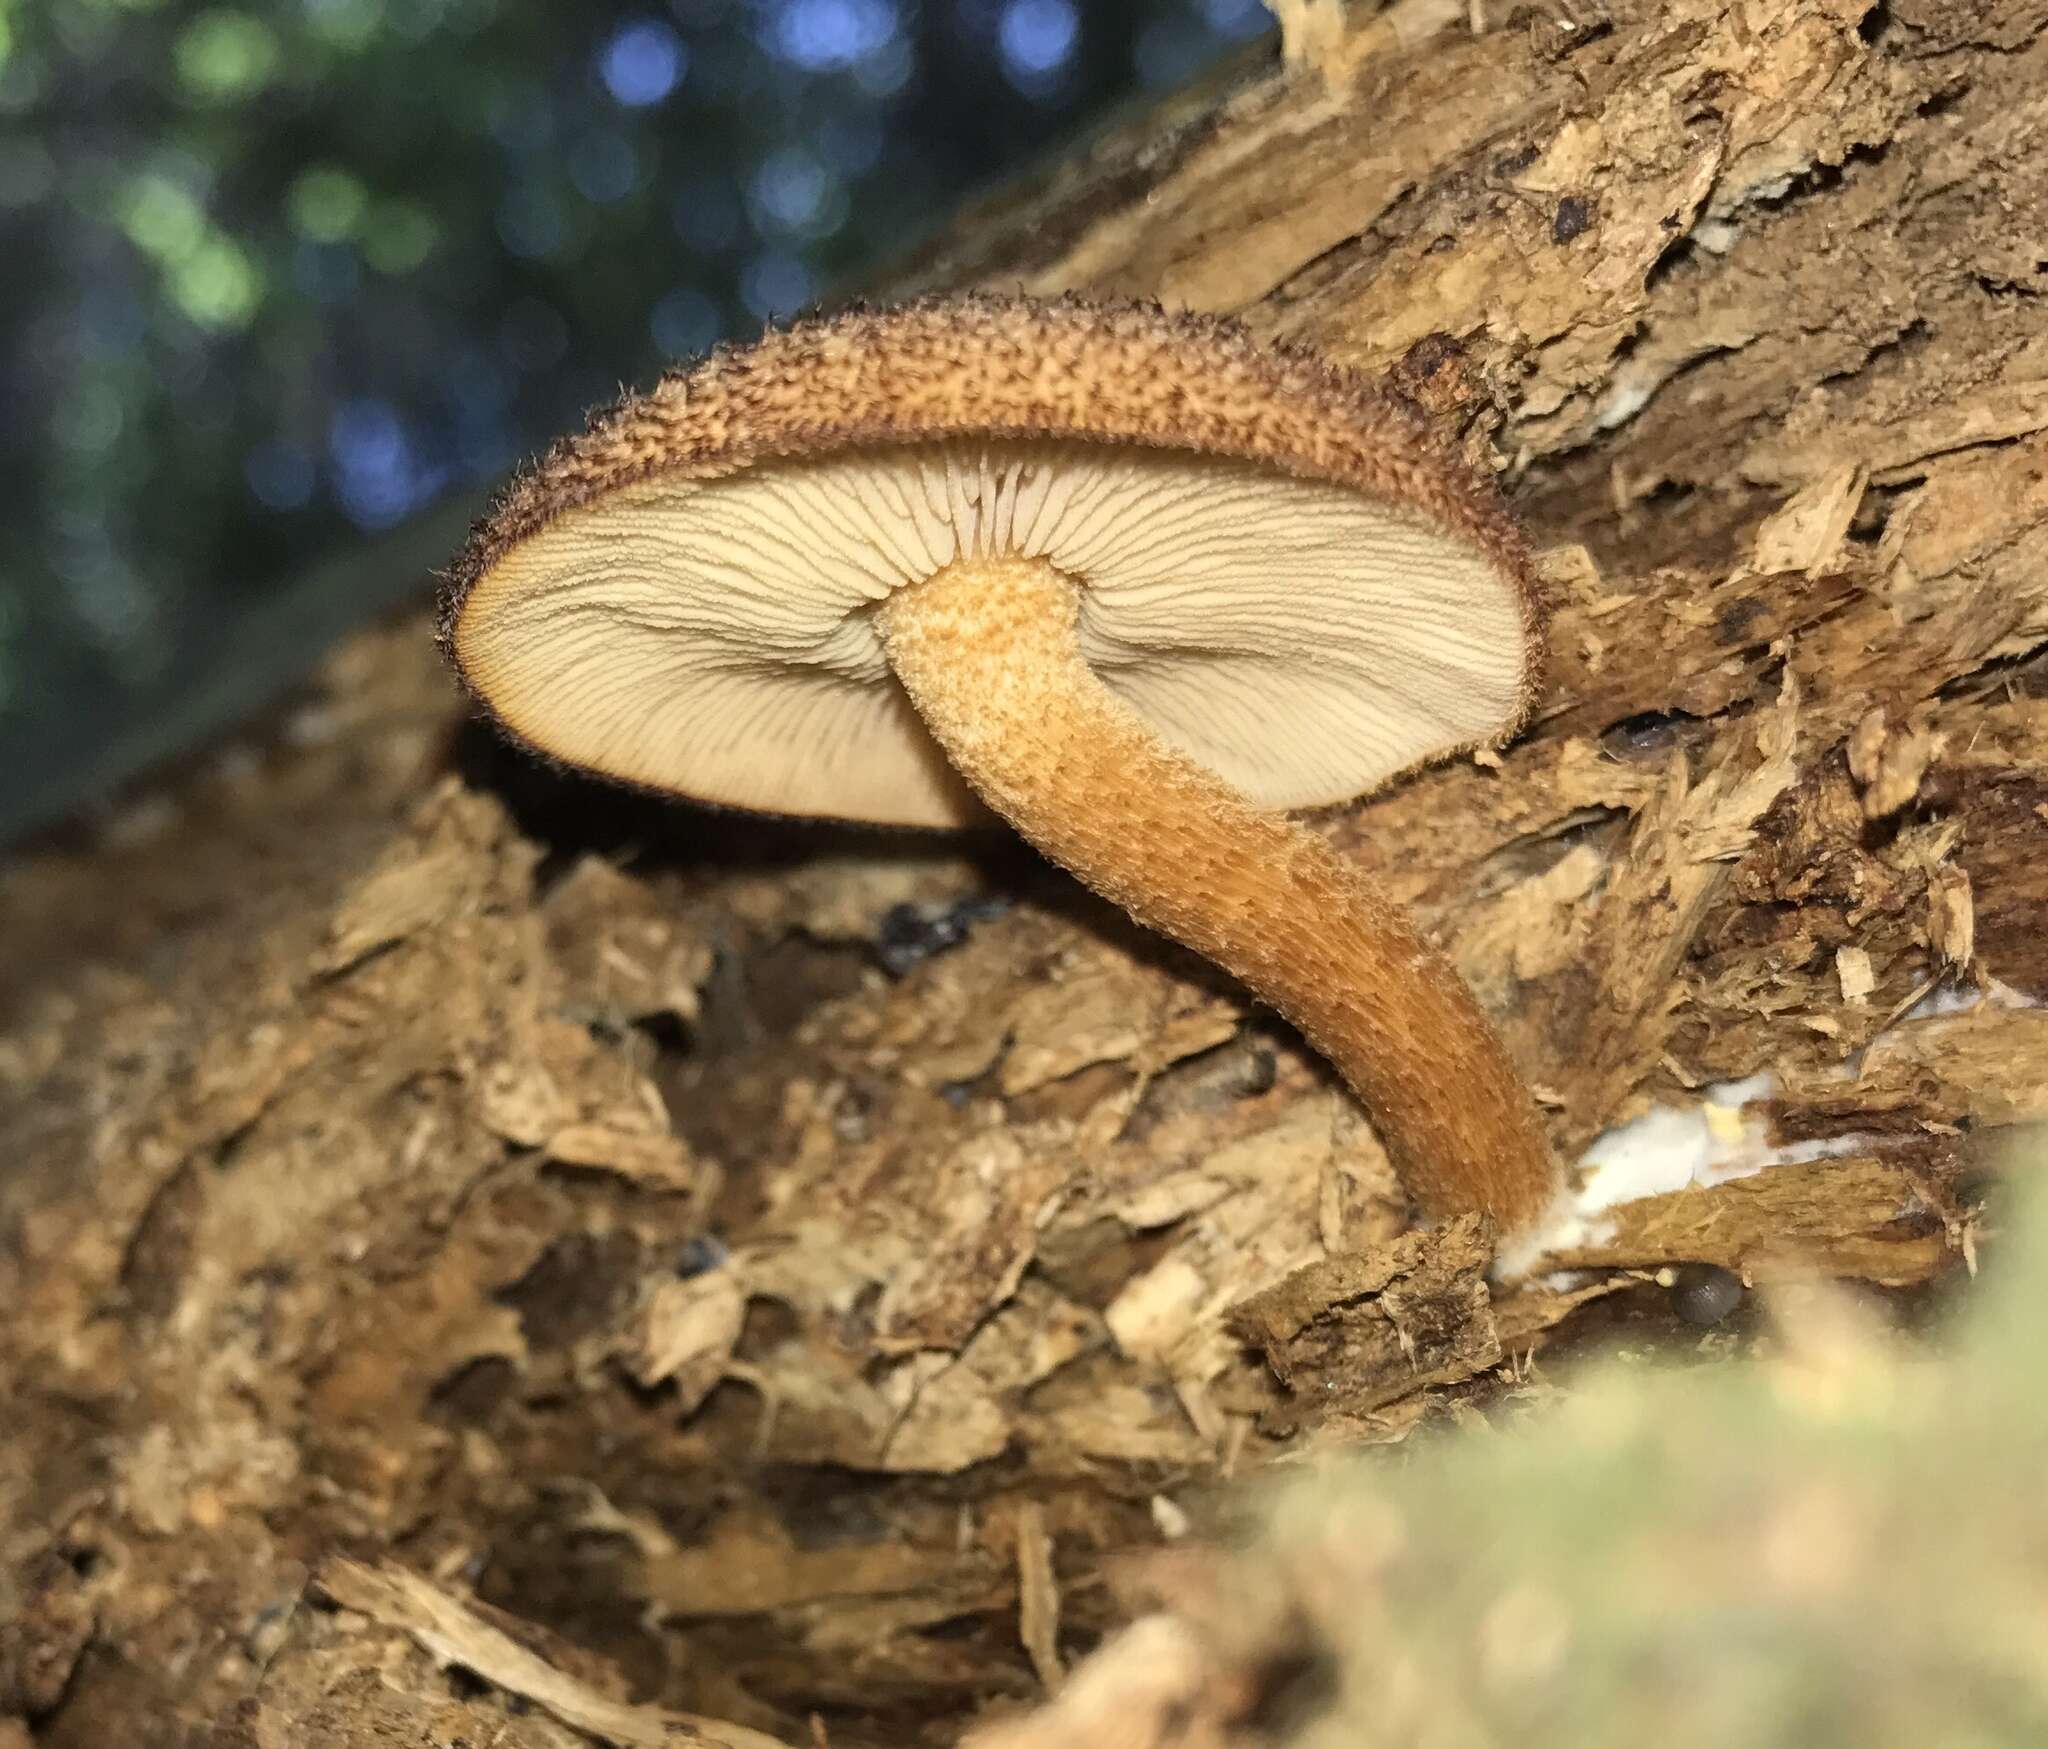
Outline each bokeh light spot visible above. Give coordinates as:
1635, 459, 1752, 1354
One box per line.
119, 173, 206, 263
489, 82, 556, 152
287, 167, 370, 243
1200, 0, 1271, 39
850, 32, 914, 97
998, 0, 1078, 84
302, 0, 388, 53
170, 235, 263, 329
768, 0, 899, 72
53, 381, 127, 457
738, 250, 814, 321
598, 18, 686, 106
77, 286, 147, 358
568, 129, 643, 203
496, 183, 568, 259
362, 200, 439, 273
749, 147, 834, 236
59, 556, 155, 656
328, 397, 430, 529
173, 11, 280, 102
291, 239, 362, 303
650, 286, 722, 358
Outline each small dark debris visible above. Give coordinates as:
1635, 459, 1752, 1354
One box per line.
675, 1234, 730, 1278
873, 894, 1010, 977
1389, 332, 1475, 420
1715, 596, 1765, 644
446, 1663, 494, 1702
1397, 332, 1464, 380
1552, 195, 1595, 243
1671, 1263, 1745, 1326
1600, 709, 1697, 761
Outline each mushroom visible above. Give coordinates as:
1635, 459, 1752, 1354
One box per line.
442, 295, 1561, 1242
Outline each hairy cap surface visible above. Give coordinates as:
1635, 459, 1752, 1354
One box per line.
444, 295, 1543, 827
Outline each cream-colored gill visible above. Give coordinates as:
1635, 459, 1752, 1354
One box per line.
452, 439, 1527, 828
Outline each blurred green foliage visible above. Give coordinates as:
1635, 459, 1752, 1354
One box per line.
0, 0, 1269, 839
1239, 1136, 2048, 1747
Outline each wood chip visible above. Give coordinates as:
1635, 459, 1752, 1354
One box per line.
629, 1269, 746, 1408
1014, 1501, 1064, 1690
317, 1557, 793, 1749
1749, 461, 1867, 576
1927, 862, 1975, 972
1836, 945, 1876, 1005
315, 842, 470, 975
547, 1120, 699, 1192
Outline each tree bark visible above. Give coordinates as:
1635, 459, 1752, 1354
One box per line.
6, 2, 2048, 1743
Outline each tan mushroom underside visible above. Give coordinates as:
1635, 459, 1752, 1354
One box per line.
878, 557, 1559, 1238
452, 439, 1531, 828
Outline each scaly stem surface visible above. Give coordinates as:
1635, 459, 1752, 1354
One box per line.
879, 557, 1560, 1239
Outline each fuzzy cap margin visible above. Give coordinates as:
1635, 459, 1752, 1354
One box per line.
439, 292, 1547, 794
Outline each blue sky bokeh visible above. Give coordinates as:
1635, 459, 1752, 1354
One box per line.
0, 0, 1273, 840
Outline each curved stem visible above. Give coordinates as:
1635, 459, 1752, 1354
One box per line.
879, 557, 1560, 1240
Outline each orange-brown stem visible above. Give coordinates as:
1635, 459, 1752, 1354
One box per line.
879, 557, 1560, 1240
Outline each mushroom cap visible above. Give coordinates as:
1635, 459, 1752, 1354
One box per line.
443, 295, 1543, 829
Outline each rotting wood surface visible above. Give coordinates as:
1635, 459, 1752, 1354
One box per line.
5, 2, 2048, 1744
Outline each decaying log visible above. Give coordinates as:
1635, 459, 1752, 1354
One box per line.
6, 1, 2048, 1742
